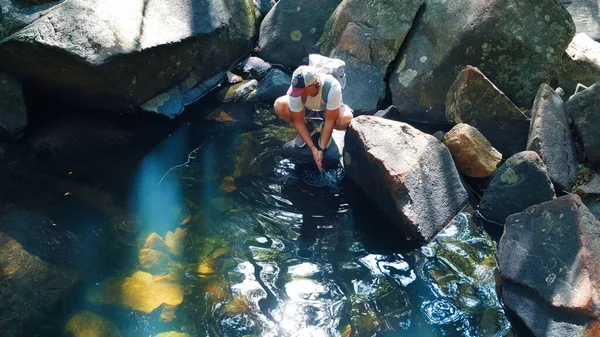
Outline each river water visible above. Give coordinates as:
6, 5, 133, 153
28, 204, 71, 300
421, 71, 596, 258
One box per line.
21, 101, 514, 337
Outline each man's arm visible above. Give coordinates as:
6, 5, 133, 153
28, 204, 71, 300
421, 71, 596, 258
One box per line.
319, 108, 339, 150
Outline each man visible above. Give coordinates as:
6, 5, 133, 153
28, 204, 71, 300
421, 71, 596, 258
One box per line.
274, 65, 353, 171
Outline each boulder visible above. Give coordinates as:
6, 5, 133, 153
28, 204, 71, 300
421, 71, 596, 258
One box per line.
568, 82, 600, 166
257, 0, 342, 68
65, 311, 121, 337
240, 56, 272, 79
498, 195, 600, 335
478, 151, 555, 224
344, 115, 468, 242
87, 270, 184, 314
446, 66, 530, 157
0, 71, 27, 140
442, 123, 501, 178
389, 0, 575, 122
501, 280, 599, 337
0, 231, 79, 337
559, 33, 600, 97
0, 0, 256, 113
527, 83, 578, 192
248, 68, 291, 102
0, 0, 62, 40
563, 0, 600, 42
317, 0, 423, 112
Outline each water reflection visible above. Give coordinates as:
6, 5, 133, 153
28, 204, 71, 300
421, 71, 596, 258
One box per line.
33, 112, 513, 336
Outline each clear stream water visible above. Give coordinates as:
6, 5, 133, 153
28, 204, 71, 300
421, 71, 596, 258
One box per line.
22, 102, 514, 337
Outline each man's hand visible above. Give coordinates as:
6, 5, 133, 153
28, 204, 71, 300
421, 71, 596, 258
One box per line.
310, 145, 323, 172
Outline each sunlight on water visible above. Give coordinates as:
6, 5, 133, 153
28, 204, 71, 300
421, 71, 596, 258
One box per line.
43, 113, 513, 337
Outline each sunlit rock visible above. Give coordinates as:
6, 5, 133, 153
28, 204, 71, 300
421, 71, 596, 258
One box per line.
564, 0, 600, 42
257, 0, 342, 68
479, 151, 555, 224
443, 123, 501, 178
0, 231, 79, 337
344, 115, 468, 242
217, 80, 259, 103
559, 33, 600, 96
0, 71, 27, 140
65, 311, 121, 337
446, 66, 530, 157
240, 56, 272, 79
0, 0, 256, 112
567, 82, 600, 166
87, 271, 184, 314
159, 305, 177, 323
498, 195, 600, 336
318, 0, 423, 112
527, 83, 578, 192
155, 332, 190, 337
390, 0, 574, 122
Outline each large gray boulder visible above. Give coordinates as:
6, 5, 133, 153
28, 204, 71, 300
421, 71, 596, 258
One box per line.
389, 0, 575, 123
344, 115, 468, 242
567, 82, 600, 166
0, 71, 27, 140
0, 0, 257, 113
317, 0, 423, 113
478, 151, 555, 224
527, 83, 578, 192
257, 0, 342, 68
563, 0, 600, 42
0, 0, 63, 40
498, 195, 600, 336
559, 33, 600, 97
446, 66, 530, 158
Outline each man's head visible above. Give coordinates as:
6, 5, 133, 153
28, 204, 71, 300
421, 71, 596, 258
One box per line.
287, 66, 320, 97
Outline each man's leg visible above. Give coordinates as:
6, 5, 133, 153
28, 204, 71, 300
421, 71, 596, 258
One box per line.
334, 105, 353, 130
274, 95, 293, 124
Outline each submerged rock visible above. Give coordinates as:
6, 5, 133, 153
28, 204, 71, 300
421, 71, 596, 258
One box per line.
65, 311, 121, 337
87, 271, 184, 313
446, 66, 530, 157
155, 332, 190, 337
389, 0, 574, 122
567, 82, 600, 166
478, 151, 555, 224
443, 123, 501, 178
0, 231, 79, 337
344, 115, 468, 242
139, 248, 169, 270
527, 83, 578, 192
317, 0, 423, 112
165, 228, 187, 256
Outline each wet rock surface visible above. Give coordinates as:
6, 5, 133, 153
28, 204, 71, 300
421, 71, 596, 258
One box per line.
344, 115, 468, 242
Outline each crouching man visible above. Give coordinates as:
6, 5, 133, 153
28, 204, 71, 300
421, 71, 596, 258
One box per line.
273, 66, 353, 171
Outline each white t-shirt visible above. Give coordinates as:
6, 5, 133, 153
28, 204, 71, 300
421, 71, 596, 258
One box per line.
288, 74, 343, 113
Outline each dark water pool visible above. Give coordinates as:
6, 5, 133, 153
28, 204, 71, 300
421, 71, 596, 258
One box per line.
20, 103, 513, 337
